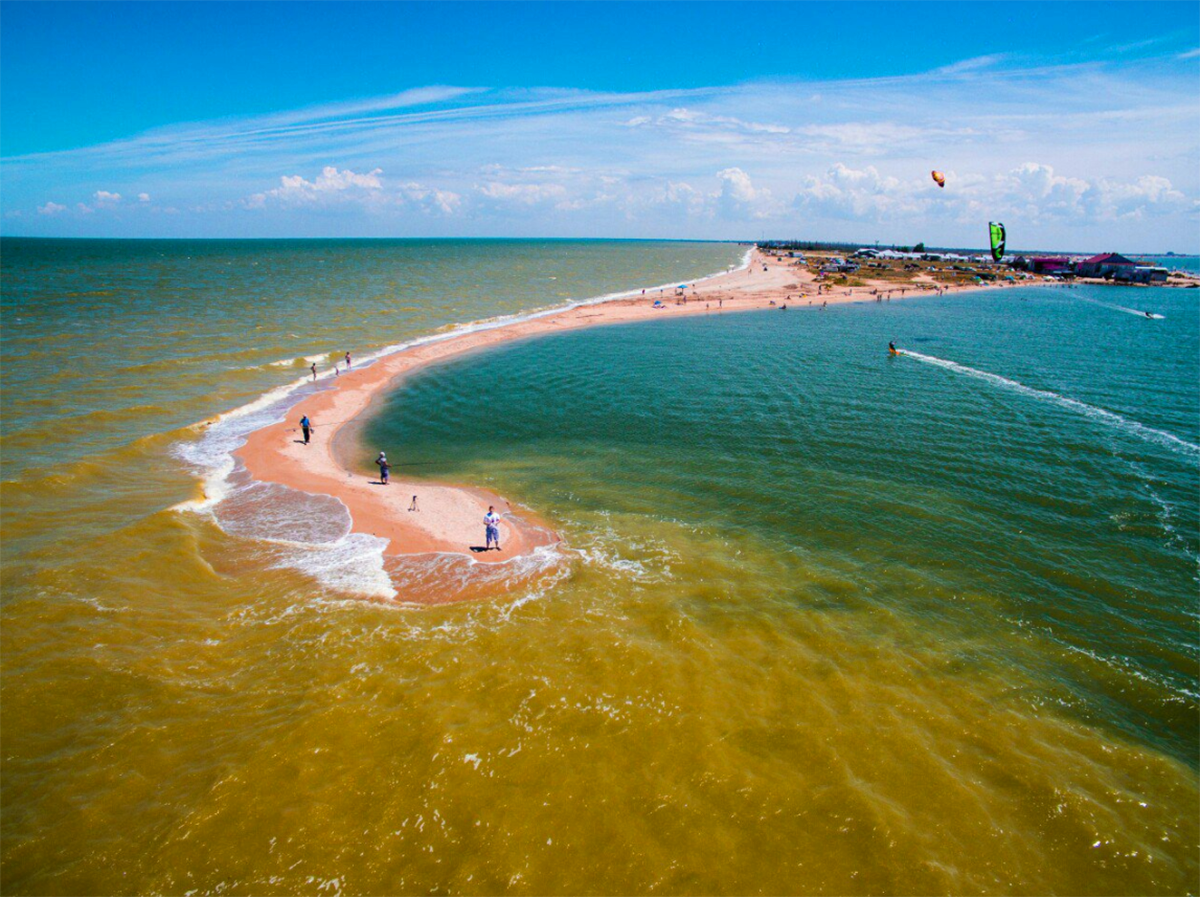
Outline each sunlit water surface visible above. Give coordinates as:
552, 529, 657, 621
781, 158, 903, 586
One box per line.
2, 238, 1197, 895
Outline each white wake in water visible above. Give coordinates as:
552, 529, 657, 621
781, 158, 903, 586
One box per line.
1079, 296, 1163, 320
902, 351, 1200, 459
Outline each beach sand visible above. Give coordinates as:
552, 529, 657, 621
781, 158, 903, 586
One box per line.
233, 250, 1029, 600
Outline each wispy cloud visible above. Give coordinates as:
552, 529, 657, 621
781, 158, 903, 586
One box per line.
4, 53, 1197, 247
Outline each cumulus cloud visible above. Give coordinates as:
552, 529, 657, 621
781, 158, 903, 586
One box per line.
793, 163, 922, 220
38, 201, 66, 215
790, 160, 1190, 227
249, 165, 384, 206
476, 181, 568, 205
397, 181, 461, 215
138, 192, 150, 202
93, 190, 121, 204
243, 165, 462, 216
714, 167, 777, 218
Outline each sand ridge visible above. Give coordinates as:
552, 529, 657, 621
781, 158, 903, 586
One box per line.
233, 250, 1024, 592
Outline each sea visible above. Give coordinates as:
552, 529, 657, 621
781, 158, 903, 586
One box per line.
1, 238, 1197, 895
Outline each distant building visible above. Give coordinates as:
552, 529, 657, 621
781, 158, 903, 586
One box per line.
1076, 252, 1136, 278
1030, 256, 1070, 274
1115, 266, 1169, 284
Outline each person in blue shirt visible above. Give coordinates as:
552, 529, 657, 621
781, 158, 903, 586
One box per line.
300, 414, 312, 445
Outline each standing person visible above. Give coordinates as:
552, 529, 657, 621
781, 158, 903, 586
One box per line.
376, 452, 390, 485
484, 506, 501, 551
310, 362, 318, 381
345, 352, 352, 369
409, 495, 419, 512
300, 414, 312, 445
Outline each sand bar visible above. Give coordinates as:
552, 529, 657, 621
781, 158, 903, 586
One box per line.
232, 250, 1032, 596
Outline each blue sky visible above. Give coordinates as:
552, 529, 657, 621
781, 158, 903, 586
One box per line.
3, 1, 1198, 250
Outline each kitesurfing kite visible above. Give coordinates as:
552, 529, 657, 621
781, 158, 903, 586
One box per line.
989, 222, 1006, 262
931, 170, 946, 188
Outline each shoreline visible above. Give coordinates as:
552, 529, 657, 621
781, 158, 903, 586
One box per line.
230, 249, 1034, 602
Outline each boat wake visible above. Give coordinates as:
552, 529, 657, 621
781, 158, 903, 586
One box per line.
1079, 296, 1163, 320
902, 351, 1199, 459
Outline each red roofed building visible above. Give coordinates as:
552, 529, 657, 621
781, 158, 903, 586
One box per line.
1076, 253, 1136, 278
1030, 256, 1070, 274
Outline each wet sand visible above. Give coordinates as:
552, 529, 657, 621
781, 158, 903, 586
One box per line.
233, 250, 1027, 588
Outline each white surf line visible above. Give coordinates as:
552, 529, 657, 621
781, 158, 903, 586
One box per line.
1078, 295, 1164, 320
174, 247, 756, 510
902, 350, 1200, 459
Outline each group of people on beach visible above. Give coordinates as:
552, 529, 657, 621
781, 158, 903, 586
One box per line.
311, 352, 353, 381
293, 404, 504, 551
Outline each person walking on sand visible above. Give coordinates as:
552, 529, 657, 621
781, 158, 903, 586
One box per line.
484, 506, 501, 550
376, 452, 390, 485
300, 414, 312, 445
409, 495, 419, 512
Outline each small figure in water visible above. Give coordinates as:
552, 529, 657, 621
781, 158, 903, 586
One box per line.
409, 495, 419, 512
376, 452, 390, 485
345, 351, 352, 368
485, 506, 502, 551
310, 362, 318, 381
889, 341, 898, 355
1145, 311, 1154, 319
300, 414, 312, 445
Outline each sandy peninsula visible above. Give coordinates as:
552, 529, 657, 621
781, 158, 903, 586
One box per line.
233, 249, 1033, 597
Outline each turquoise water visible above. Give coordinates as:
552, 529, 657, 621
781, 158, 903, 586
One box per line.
367, 285, 1199, 763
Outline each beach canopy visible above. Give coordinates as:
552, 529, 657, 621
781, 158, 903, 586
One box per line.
678, 284, 688, 289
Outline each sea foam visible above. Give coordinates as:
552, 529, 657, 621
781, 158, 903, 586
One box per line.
171, 248, 752, 599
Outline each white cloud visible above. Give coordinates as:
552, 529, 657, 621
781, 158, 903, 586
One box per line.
251, 165, 384, 206
476, 181, 567, 205
38, 201, 66, 215
714, 167, 775, 218
243, 166, 461, 216
93, 190, 121, 204
790, 161, 1190, 228
138, 192, 150, 202
397, 182, 461, 215
793, 163, 922, 220
1179, 48, 1200, 60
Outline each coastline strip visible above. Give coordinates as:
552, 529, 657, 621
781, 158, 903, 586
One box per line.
210, 250, 1029, 599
